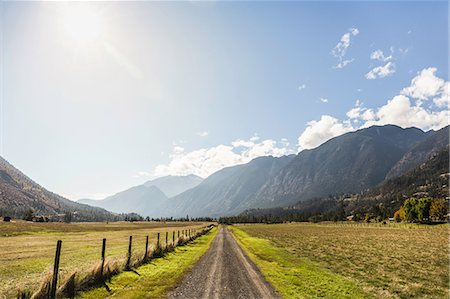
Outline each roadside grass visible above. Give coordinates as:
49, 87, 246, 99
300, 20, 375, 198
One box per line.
77, 227, 218, 299
0, 221, 211, 298
233, 222, 449, 299
229, 226, 372, 299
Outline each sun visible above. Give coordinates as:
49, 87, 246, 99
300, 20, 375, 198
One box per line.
61, 6, 103, 45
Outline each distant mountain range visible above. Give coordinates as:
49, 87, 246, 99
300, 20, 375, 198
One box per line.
143, 175, 203, 198
0, 156, 115, 221
159, 125, 447, 217
251, 125, 433, 209
164, 155, 294, 217
1, 124, 448, 220
78, 175, 203, 217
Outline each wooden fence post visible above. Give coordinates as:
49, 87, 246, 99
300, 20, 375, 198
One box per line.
172, 231, 175, 245
126, 236, 132, 269
157, 233, 160, 249
144, 236, 149, 260
177, 230, 180, 239
165, 232, 168, 247
100, 238, 106, 279
50, 240, 62, 299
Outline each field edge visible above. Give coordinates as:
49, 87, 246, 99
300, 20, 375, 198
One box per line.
229, 225, 373, 299
77, 227, 218, 299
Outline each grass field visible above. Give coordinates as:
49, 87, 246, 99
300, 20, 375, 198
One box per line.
0, 220, 211, 298
231, 223, 449, 299
78, 227, 217, 299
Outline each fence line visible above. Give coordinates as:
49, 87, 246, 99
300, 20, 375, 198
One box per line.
19, 224, 216, 299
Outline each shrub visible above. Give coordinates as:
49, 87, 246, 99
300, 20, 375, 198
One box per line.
430, 198, 448, 221
394, 206, 405, 222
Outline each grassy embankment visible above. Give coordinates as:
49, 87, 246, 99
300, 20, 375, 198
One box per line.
0, 221, 212, 298
230, 223, 449, 299
78, 226, 217, 298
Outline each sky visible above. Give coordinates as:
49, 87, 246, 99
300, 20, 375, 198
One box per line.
1, 1, 448, 200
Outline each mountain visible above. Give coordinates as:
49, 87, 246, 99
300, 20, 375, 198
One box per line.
164, 155, 295, 218
385, 126, 449, 179
0, 156, 116, 221
143, 175, 203, 197
78, 174, 203, 217
79, 185, 168, 217
232, 146, 449, 223
251, 125, 428, 208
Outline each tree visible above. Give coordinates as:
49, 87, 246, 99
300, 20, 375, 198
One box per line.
404, 198, 419, 222
64, 211, 73, 223
403, 197, 432, 222
394, 206, 405, 222
430, 198, 448, 221
416, 197, 432, 222
23, 209, 34, 221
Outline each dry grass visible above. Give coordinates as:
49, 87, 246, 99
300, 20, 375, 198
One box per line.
237, 222, 449, 299
0, 221, 212, 298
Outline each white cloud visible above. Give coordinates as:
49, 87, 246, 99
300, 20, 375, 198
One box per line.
365, 61, 396, 79
346, 107, 362, 119
250, 135, 260, 142
433, 82, 449, 108
334, 59, 354, 69
298, 84, 306, 91
331, 28, 359, 69
136, 171, 152, 177
361, 95, 448, 130
153, 138, 294, 178
231, 139, 255, 148
280, 138, 290, 147
361, 109, 376, 121
196, 131, 209, 137
319, 97, 329, 103
370, 49, 392, 62
154, 67, 448, 180
173, 146, 185, 154
297, 67, 449, 151
401, 67, 445, 100
298, 115, 354, 150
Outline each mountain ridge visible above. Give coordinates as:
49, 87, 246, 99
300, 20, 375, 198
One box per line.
0, 156, 116, 221
78, 174, 203, 217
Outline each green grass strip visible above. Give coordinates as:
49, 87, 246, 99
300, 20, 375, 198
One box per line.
229, 226, 374, 299
78, 227, 218, 299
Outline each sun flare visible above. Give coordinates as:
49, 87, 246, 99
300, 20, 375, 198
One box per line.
61, 6, 103, 45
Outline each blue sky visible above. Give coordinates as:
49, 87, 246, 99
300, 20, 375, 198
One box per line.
1, 1, 448, 200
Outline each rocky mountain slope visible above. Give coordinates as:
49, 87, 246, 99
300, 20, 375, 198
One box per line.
162, 125, 447, 217
252, 125, 429, 208
0, 156, 115, 221
237, 146, 449, 222
386, 126, 449, 179
164, 155, 294, 217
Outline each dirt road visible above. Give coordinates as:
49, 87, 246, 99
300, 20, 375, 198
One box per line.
168, 226, 279, 299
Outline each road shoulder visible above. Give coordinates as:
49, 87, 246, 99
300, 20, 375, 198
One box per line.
77, 227, 218, 299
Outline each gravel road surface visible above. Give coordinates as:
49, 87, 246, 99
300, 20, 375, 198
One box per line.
168, 226, 279, 299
